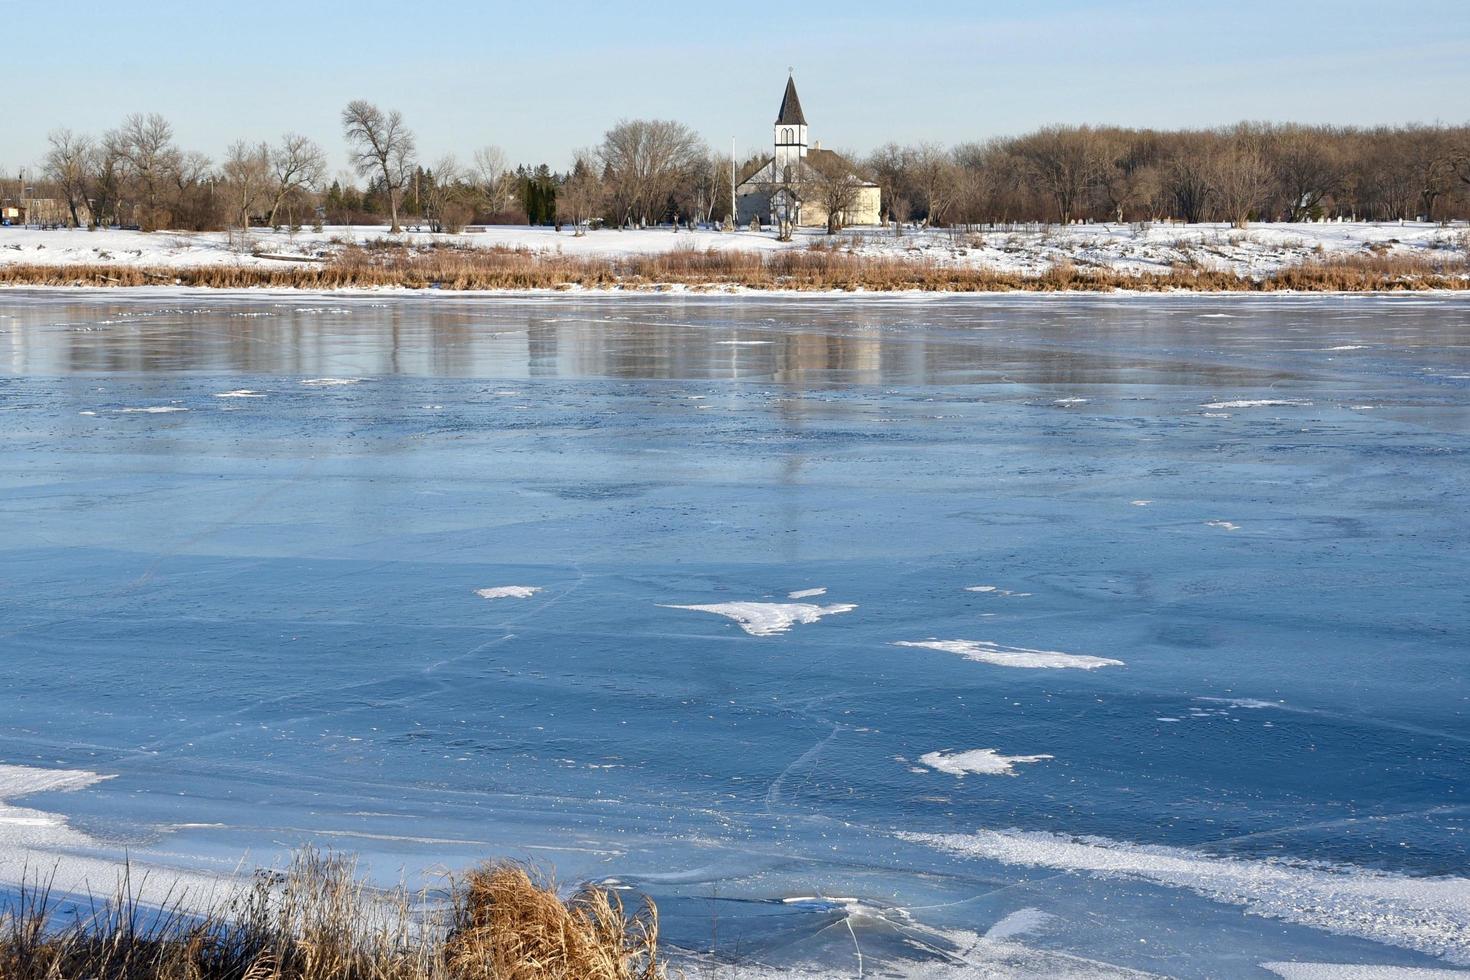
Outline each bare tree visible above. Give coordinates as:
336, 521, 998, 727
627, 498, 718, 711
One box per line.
341, 100, 416, 233
909, 142, 959, 226
44, 129, 93, 227
107, 113, 180, 230
85, 140, 126, 228
556, 149, 606, 234
598, 119, 706, 227
266, 134, 326, 228
1013, 125, 1105, 225
221, 140, 271, 233
809, 160, 865, 234
1210, 133, 1272, 228
420, 155, 475, 232
471, 145, 516, 215
1095, 130, 1161, 223
1267, 126, 1341, 221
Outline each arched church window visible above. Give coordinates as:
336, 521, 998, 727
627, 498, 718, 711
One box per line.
782, 128, 793, 143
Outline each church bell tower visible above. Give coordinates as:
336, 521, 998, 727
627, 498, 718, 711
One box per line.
773, 72, 808, 176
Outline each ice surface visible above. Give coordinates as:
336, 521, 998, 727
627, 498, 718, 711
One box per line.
3, 292, 1469, 977
896, 639, 1123, 670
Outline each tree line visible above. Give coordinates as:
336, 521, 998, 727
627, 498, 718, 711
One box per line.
21, 104, 1470, 234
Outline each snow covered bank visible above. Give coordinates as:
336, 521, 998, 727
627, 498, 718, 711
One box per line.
2, 221, 1465, 280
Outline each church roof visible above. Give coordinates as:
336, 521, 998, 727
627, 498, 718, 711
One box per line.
775, 75, 807, 126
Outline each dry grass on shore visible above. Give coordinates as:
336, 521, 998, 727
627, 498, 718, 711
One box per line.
0, 850, 661, 980
0, 242, 1468, 293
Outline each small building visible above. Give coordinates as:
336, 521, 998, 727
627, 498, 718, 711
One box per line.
735, 75, 880, 230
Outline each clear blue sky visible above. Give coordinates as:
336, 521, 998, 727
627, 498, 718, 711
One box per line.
6, 0, 1468, 176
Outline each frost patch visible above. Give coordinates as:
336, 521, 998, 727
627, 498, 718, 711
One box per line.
661, 601, 855, 636
113, 406, 187, 413
901, 828, 1470, 965
895, 639, 1122, 670
787, 587, 827, 599
214, 390, 264, 398
300, 377, 362, 386
920, 749, 1053, 777
1200, 399, 1311, 409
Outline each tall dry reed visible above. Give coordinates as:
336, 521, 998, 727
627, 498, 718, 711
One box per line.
0, 850, 662, 980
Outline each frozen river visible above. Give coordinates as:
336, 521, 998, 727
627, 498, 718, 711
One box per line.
2, 291, 1468, 977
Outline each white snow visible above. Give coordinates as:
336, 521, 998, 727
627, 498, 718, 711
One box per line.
475, 586, 542, 600
214, 389, 263, 398
920, 748, 1054, 777
113, 405, 187, 413
896, 639, 1123, 670
0, 763, 233, 907
983, 907, 1056, 941
901, 828, 1470, 965
1262, 965, 1470, 980
2, 221, 1464, 282
661, 600, 856, 636
300, 377, 362, 386
786, 587, 827, 599
1200, 399, 1312, 409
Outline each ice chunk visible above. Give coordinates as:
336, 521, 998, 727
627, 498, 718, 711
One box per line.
475, 586, 542, 600
920, 749, 1053, 777
896, 639, 1122, 670
661, 601, 856, 636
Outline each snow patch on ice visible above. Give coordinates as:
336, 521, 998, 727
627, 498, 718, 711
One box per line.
1262, 964, 1468, 980
1197, 697, 1281, 710
1130, 499, 1152, 507
214, 389, 264, 398
1322, 345, 1369, 351
1206, 520, 1241, 531
901, 828, 1470, 965
983, 907, 1056, 941
475, 586, 542, 600
300, 377, 362, 386
1200, 399, 1311, 409
895, 639, 1123, 670
113, 406, 187, 413
661, 601, 856, 636
920, 749, 1053, 777
787, 587, 827, 599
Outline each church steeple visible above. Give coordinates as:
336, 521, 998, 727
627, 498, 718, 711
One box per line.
774, 72, 809, 174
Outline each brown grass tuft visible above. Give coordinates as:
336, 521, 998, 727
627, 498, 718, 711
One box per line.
445, 863, 658, 980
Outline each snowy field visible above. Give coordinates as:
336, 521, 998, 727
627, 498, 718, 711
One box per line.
2, 220, 1466, 279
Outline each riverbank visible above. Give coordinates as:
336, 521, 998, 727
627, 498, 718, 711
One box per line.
2, 222, 1467, 293
2, 247, 1468, 293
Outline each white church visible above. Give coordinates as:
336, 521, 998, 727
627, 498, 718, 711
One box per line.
734, 75, 881, 229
